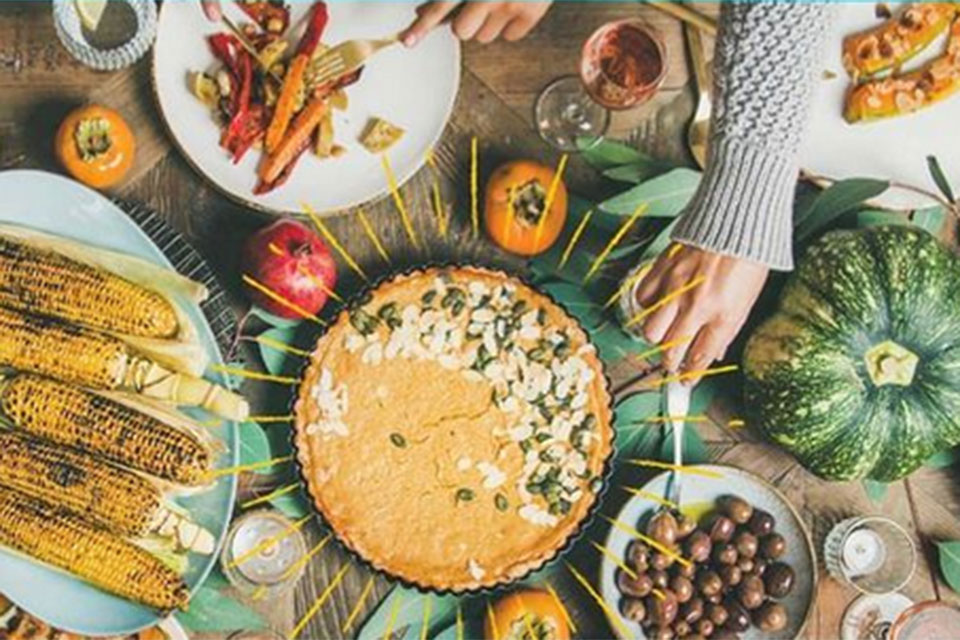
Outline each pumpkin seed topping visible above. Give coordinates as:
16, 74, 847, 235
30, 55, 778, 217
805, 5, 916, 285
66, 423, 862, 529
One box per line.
494, 493, 509, 511
455, 488, 475, 503
389, 433, 406, 448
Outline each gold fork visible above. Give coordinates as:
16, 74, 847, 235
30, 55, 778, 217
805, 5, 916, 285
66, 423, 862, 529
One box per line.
308, 34, 399, 87
684, 22, 712, 169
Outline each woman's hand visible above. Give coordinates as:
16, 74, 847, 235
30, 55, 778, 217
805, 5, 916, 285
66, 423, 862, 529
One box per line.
401, 2, 552, 47
634, 245, 769, 380
200, 0, 221, 21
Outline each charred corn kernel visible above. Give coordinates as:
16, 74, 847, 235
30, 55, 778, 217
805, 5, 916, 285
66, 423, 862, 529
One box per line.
0, 486, 187, 611
0, 375, 211, 485
0, 236, 178, 338
0, 431, 162, 537
0, 306, 128, 388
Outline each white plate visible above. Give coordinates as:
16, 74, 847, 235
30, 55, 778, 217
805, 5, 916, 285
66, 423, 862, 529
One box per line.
153, 1, 460, 215
0, 170, 238, 636
600, 465, 817, 640
801, 3, 960, 210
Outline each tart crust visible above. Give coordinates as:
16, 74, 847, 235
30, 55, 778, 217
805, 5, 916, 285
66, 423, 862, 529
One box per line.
293, 266, 613, 592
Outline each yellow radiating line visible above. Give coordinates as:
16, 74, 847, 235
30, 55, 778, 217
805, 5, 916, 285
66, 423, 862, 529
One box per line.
289, 564, 350, 639
644, 414, 710, 424
533, 154, 570, 252
646, 364, 739, 388
470, 136, 479, 236
341, 576, 376, 633
302, 204, 368, 281
254, 334, 312, 358
253, 532, 332, 600
624, 274, 706, 328
590, 539, 637, 579
265, 242, 344, 303
619, 486, 679, 510
583, 203, 649, 282
651, 588, 667, 601
242, 274, 326, 326
382, 592, 405, 640
522, 610, 537, 640
241, 483, 299, 509
667, 243, 683, 258
456, 603, 464, 640
207, 454, 295, 480
542, 581, 576, 633
248, 414, 293, 424
565, 562, 631, 638
419, 595, 432, 640
601, 515, 693, 568
199, 418, 222, 427
633, 335, 693, 362
357, 209, 392, 265
227, 513, 311, 569
381, 154, 419, 249
486, 600, 500, 640
603, 263, 652, 310
558, 208, 594, 270
209, 364, 299, 385
728, 418, 745, 428
624, 459, 724, 478
425, 149, 448, 238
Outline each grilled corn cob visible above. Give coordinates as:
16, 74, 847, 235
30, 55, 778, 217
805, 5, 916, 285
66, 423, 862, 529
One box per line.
0, 486, 188, 611
0, 431, 214, 554
0, 306, 248, 420
0, 374, 211, 485
0, 236, 179, 339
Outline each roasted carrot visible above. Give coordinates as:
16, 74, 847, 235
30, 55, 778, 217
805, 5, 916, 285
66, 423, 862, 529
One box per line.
264, 53, 309, 153
259, 97, 329, 184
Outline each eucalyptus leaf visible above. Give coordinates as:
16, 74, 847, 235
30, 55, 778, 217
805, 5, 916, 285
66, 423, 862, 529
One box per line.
862, 479, 889, 503
270, 490, 311, 520
599, 169, 702, 218
577, 136, 657, 170
238, 420, 273, 474
250, 306, 303, 329
925, 448, 959, 469
927, 155, 956, 204
540, 281, 603, 328
592, 322, 649, 363
356, 587, 459, 640
856, 209, 909, 228
794, 178, 889, 241
614, 392, 663, 458
937, 540, 960, 594
638, 219, 680, 262
660, 424, 710, 465
256, 325, 310, 377
603, 162, 671, 185
177, 584, 266, 632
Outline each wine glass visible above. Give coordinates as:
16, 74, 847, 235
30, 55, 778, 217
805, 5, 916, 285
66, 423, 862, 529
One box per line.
535, 18, 668, 152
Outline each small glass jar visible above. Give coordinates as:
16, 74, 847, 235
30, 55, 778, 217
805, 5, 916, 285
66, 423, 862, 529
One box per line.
824, 516, 917, 594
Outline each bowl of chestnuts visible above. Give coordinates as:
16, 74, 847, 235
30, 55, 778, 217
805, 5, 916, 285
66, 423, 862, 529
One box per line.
600, 465, 816, 639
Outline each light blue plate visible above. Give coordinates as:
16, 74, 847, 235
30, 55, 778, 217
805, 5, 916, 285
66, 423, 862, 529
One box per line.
0, 170, 238, 636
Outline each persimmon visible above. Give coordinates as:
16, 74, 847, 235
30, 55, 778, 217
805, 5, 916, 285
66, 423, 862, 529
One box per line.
484, 160, 568, 256
485, 589, 571, 640
55, 105, 135, 189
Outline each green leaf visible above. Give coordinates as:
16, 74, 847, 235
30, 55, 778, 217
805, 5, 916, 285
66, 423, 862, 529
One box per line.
249, 306, 304, 329
927, 155, 956, 204
925, 448, 959, 469
794, 178, 890, 242
599, 168, 702, 218
912, 206, 947, 234
856, 209, 909, 228
256, 325, 312, 377
638, 219, 680, 262
238, 420, 273, 474
862, 479, 889, 503
614, 392, 663, 458
937, 540, 960, 594
177, 585, 266, 632
270, 490, 311, 520
592, 322, 650, 363
577, 136, 656, 170
603, 162, 671, 185
660, 424, 710, 465
356, 587, 459, 640
540, 281, 603, 328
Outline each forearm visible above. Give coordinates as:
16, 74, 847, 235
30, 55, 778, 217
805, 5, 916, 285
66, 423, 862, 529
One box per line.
672, 2, 834, 270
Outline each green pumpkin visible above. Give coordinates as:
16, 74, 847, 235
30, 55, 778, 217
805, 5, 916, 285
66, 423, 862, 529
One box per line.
743, 225, 960, 482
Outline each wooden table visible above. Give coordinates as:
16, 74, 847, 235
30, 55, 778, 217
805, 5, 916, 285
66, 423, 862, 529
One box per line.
2, 2, 959, 639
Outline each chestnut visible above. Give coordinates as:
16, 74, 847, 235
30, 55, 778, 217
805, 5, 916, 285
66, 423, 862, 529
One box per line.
751, 558, 768, 577
695, 619, 715, 637
718, 565, 742, 588
620, 597, 646, 623
675, 561, 697, 579
733, 531, 758, 559
617, 569, 653, 597
651, 551, 676, 571
736, 557, 755, 574
719, 495, 753, 524
646, 589, 679, 627
764, 562, 796, 598
697, 570, 723, 597
647, 511, 679, 546
723, 597, 751, 632
670, 575, 694, 603
706, 602, 728, 626
760, 533, 787, 560
736, 575, 765, 610
754, 600, 788, 632
627, 539, 651, 571
651, 569, 670, 589
709, 515, 736, 543
674, 620, 692, 637
747, 509, 775, 536
680, 597, 705, 624
685, 531, 712, 563
712, 543, 738, 566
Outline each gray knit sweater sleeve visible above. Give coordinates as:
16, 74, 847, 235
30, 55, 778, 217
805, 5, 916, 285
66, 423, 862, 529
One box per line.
670, 3, 834, 271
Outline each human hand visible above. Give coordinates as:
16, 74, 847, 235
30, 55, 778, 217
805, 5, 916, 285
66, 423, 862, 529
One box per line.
633, 244, 769, 380
201, 0, 221, 21
401, 2, 552, 47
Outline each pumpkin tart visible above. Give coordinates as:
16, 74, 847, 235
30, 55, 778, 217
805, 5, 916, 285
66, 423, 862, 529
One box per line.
293, 266, 613, 591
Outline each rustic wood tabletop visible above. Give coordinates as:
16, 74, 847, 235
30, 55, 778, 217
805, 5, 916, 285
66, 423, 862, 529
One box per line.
2, 2, 959, 639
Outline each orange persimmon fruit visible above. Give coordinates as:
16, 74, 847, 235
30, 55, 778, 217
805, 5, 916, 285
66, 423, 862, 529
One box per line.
484, 160, 568, 256
55, 104, 135, 189
485, 589, 571, 640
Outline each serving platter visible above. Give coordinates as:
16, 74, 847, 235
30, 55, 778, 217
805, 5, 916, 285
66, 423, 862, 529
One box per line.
0, 170, 239, 636
600, 465, 817, 640
802, 2, 960, 211
152, 1, 461, 215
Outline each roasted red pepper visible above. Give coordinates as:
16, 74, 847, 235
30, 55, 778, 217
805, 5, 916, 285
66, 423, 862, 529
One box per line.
236, 1, 290, 34
208, 33, 241, 77
220, 50, 254, 153
297, 2, 329, 56
228, 104, 268, 163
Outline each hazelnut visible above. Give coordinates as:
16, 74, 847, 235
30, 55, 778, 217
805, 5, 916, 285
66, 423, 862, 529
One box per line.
754, 600, 788, 632
646, 590, 679, 627
680, 597, 705, 624
650, 551, 676, 571
706, 602, 728, 626
620, 597, 646, 623
695, 619, 714, 637
696, 570, 723, 597
670, 575, 694, 603
764, 562, 796, 599
676, 513, 698, 539
674, 620, 692, 637
651, 569, 670, 589
723, 597, 751, 632
713, 543, 738, 566
719, 495, 753, 524
737, 575, 765, 610
709, 515, 735, 543
627, 540, 650, 571
719, 565, 742, 588
760, 533, 787, 560
685, 531, 712, 562
736, 557, 755, 574
747, 510, 775, 536
647, 511, 679, 547
617, 569, 653, 598
733, 531, 758, 559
